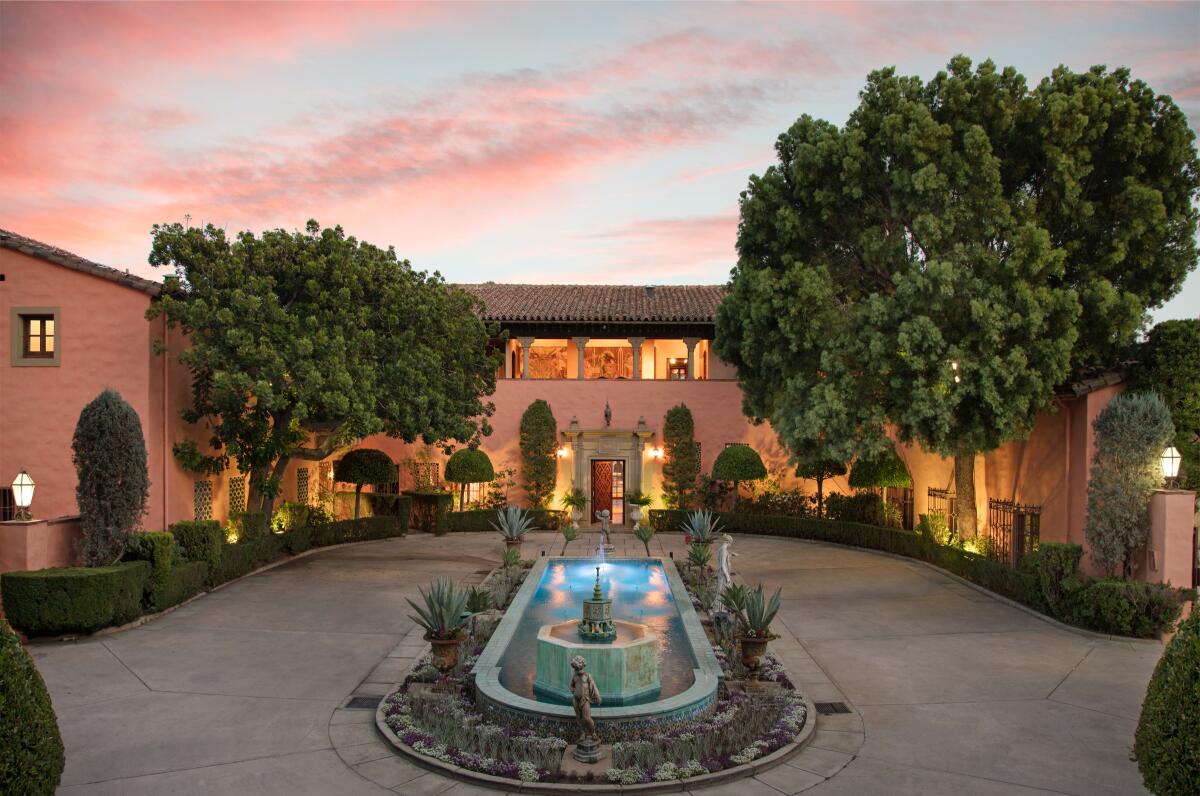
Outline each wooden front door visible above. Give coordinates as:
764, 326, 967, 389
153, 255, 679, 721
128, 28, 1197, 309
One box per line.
590, 459, 625, 525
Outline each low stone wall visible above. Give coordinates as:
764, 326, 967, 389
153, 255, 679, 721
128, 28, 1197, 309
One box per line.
0, 516, 82, 574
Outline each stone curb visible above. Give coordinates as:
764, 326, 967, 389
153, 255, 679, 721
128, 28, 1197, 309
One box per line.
370, 645, 818, 794
22, 534, 409, 644
747, 535, 1166, 647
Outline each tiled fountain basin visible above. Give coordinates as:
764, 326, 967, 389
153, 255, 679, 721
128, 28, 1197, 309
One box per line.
473, 556, 722, 732
533, 619, 660, 705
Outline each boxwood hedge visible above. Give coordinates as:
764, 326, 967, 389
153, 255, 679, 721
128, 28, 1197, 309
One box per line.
445, 507, 566, 532
0, 619, 64, 794
1, 561, 150, 636
1135, 608, 1200, 795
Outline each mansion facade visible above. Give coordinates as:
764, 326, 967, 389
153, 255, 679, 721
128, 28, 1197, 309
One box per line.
2, 230, 1192, 586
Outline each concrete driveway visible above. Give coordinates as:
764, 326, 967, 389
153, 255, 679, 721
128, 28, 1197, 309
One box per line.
29, 532, 1160, 795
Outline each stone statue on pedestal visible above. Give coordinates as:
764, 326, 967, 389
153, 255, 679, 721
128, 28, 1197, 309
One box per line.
594, 509, 614, 553
570, 655, 604, 763
714, 533, 736, 613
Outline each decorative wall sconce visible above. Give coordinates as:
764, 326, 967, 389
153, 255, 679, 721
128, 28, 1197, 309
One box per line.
646, 446, 664, 459
557, 445, 571, 458
12, 469, 35, 520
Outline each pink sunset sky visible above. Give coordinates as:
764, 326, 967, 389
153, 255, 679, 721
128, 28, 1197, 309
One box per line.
1, 1, 1198, 319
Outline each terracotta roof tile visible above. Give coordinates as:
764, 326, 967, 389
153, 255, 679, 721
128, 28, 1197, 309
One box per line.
458, 283, 724, 323
0, 228, 161, 296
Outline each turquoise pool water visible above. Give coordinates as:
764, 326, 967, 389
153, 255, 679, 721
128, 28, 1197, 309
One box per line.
497, 559, 697, 706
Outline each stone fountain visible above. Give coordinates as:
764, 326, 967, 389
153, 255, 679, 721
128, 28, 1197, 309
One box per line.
533, 566, 660, 705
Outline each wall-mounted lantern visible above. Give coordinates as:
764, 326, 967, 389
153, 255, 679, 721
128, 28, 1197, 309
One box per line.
646, 446, 664, 460
12, 469, 35, 520
1161, 446, 1181, 488
557, 445, 571, 459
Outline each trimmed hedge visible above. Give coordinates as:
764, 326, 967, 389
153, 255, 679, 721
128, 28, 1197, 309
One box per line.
648, 509, 1192, 637
125, 531, 180, 611
1, 619, 64, 794
310, 515, 408, 546
405, 490, 453, 534
213, 535, 285, 584
170, 520, 223, 575
1, 562, 150, 636
334, 491, 412, 521
446, 508, 566, 532
1136, 607, 1200, 794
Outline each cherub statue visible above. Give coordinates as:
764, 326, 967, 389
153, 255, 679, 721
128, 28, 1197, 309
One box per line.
569, 655, 601, 743
594, 509, 611, 547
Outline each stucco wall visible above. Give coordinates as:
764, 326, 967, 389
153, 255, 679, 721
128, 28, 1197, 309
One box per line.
0, 247, 167, 527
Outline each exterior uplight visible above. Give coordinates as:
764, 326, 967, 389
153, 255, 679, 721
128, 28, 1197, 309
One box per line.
12, 470, 35, 520
1161, 446, 1181, 487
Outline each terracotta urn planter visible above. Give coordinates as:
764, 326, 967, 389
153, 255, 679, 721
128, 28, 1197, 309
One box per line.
427, 634, 464, 672
737, 633, 777, 678
504, 536, 524, 553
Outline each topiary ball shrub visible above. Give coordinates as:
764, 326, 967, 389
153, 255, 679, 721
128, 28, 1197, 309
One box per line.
848, 446, 913, 489
445, 448, 496, 509
1135, 607, 1200, 794
711, 444, 767, 510
0, 619, 64, 794
334, 449, 396, 518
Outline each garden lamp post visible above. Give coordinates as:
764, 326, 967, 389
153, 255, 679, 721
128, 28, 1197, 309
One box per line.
12, 469, 35, 520
1160, 446, 1181, 489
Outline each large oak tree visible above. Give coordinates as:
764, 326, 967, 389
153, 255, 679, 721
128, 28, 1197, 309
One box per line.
716, 56, 1198, 536
148, 221, 499, 514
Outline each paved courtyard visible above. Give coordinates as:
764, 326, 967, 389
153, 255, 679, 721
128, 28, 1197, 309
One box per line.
29, 531, 1160, 795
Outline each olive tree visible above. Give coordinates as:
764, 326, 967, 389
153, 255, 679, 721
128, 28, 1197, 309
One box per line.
445, 448, 496, 510
72, 389, 149, 566
716, 56, 1199, 538
1084, 392, 1175, 576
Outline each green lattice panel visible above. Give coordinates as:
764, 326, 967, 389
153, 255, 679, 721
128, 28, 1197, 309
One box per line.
193, 481, 213, 521
297, 467, 310, 505
229, 476, 247, 515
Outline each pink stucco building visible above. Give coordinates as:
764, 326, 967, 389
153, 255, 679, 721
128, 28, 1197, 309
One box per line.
1, 230, 1194, 586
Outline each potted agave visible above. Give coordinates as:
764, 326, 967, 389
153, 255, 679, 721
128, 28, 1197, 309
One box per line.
492, 506, 535, 553
560, 486, 586, 530
626, 490, 653, 524
407, 579, 470, 672
734, 584, 782, 679
681, 509, 720, 548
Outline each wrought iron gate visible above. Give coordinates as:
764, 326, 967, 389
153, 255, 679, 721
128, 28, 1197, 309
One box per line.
927, 487, 958, 537
986, 499, 1041, 566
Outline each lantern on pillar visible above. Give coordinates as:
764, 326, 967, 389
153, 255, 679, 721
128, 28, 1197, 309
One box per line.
12, 470, 35, 520
1160, 446, 1181, 488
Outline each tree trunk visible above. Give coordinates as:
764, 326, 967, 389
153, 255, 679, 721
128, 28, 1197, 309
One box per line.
460, 482, 467, 511
954, 453, 978, 538
816, 475, 825, 518
354, 485, 363, 519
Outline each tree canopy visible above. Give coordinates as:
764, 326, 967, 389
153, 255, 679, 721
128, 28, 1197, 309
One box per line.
72, 389, 149, 566
147, 221, 499, 513
334, 448, 395, 519
519, 400, 557, 508
793, 447, 848, 518
849, 446, 913, 489
716, 56, 1198, 535
712, 444, 767, 511
1128, 319, 1200, 490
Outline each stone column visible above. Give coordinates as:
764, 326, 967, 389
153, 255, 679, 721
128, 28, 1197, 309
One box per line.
572, 337, 589, 380
683, 337, 700, 381
503, 340, 513, 379
627, 337, 644, 380
1144, 489, 1198, 586
518, 336, 535, 380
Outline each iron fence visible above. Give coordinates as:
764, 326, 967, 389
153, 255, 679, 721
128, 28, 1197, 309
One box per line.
986, 498, 1041, 567
926, 487, 957, 536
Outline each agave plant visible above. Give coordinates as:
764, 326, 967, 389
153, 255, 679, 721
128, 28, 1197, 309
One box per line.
501, 547, 522, 569
687, 542, 712, 570
465, 585, 492, 613
681, 509, 720, 544
560, 524, 578, 555
741, 584, 782, 639
634, 522, 656, 556
407, 579, 469, 640
720, 583, 748, 622
491, 506, 535, 540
